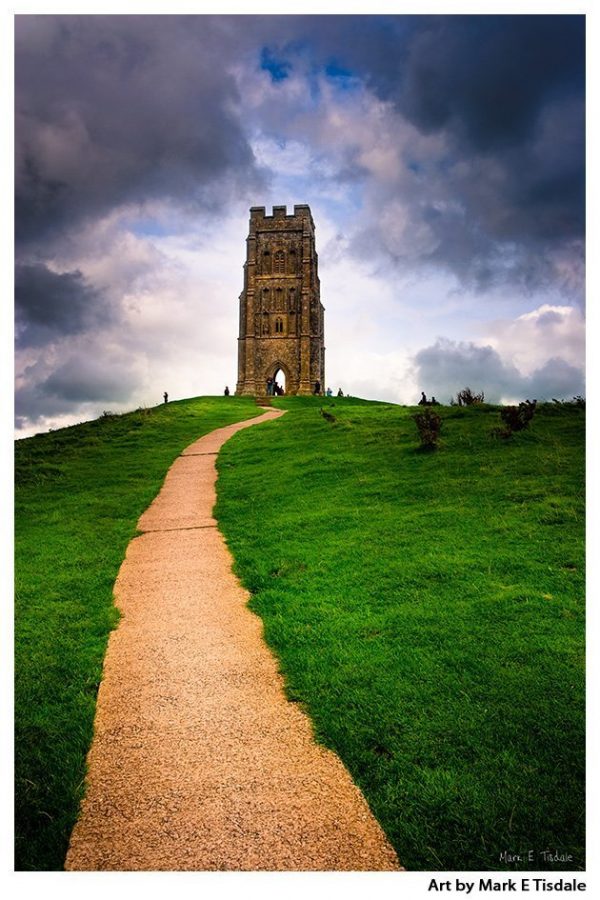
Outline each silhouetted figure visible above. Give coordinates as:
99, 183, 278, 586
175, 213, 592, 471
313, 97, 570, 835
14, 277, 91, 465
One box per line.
163, 392, 168, 404
337, 388, 344, 397
431, 396, 439, 405
266, 377, 273, 396
224, 386, 230, 396
418, 392, 427, 406
314, 381, 321, 395
326, 387, 333, 397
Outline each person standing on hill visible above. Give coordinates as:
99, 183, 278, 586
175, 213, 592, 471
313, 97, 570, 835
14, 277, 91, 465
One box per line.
163, 392, 168, 404
224, 386, 230, 396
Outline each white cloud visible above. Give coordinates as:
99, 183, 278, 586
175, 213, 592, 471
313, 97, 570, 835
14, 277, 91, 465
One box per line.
479, 304, 585, 376
412, 313, 585, 406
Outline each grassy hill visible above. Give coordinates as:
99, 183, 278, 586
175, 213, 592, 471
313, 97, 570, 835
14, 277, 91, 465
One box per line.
215, 396, 585, 871
14, 397, 261, 871
15, 395, 584, 871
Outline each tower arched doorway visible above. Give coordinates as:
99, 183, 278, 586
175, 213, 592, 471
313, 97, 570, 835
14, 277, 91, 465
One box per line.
272, 367, 286, 396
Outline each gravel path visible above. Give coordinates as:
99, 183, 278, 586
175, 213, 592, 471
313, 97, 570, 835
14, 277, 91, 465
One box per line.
65, 409, 401, 871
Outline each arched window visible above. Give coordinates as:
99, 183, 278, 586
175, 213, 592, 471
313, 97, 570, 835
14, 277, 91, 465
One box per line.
262, 287, 270, 308
275, 317, 284, 334
262, 312, 270, 334
276, 288, 283, 311
289, 287, 296, 311
274, 250, 285, 274
289, 248, 297, 274
263, 250, 271, 274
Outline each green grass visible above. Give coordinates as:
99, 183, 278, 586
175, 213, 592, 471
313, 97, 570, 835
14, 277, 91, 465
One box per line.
215, 396, 585, 871
14, 396, 261, 871
15, 395, 585, 872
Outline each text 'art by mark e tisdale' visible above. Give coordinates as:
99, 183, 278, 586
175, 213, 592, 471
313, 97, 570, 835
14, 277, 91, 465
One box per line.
428, 877, 586, 893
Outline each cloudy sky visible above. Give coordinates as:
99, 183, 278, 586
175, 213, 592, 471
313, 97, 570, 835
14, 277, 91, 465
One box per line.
14, 13, 585, 435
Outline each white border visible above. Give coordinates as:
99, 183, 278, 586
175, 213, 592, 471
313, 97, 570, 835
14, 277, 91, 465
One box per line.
4, 4, 594, 898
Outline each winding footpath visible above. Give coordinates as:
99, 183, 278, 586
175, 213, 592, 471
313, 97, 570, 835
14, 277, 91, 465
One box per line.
66, 409, 401, 871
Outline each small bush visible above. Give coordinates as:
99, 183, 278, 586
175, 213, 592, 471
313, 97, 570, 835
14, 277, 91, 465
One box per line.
495, 399, 537, 438
456, 387, 485, 406
412, 408, 442, 450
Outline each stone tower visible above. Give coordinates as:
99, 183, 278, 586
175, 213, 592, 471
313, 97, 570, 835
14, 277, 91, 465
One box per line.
235, 204, 325, 396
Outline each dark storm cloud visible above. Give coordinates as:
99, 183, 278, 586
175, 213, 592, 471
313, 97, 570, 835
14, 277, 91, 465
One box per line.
260, 15, 585, 289
304, 14, 584, 155
15, 382, 77, 429
15, 350, 141, 430
41, 353, 139, 403
15, 262, 111, 348
413, 339, 585, 404
14, 15, 270, 430
15, 15, 264, 244
15, 14, 584, 268
371, 16, 584, 288
392, 16, 584, 151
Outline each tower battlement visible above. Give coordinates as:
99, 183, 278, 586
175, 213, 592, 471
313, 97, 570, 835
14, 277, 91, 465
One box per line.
236, 204, 324, 397
249, 205, 314, 227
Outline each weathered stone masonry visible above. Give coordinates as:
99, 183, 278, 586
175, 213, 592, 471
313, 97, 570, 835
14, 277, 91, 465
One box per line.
235, 205, 325, 396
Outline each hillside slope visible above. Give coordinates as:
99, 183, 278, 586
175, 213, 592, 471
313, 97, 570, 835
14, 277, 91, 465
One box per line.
14, 397, 260, 870
15, 395, 584, 871
215, 396, 585, 871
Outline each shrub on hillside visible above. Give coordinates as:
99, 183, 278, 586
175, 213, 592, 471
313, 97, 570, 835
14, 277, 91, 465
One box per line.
552, 395, 586, 409
412, 408, 442, 450
494, 399, 537, 438
455, 387, 485, 406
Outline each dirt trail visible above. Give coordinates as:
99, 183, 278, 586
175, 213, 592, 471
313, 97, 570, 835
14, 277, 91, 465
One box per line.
66, 408, 401, 871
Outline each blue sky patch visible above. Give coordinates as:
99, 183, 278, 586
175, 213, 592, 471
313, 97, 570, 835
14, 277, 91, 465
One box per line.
260, 47, 291, 82
325, 60, 354, 80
